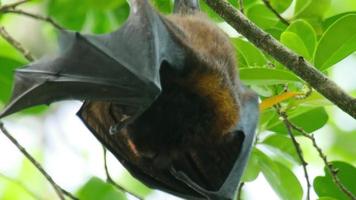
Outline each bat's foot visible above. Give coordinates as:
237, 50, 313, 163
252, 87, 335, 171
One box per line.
109, 122, 128, 135
169, 166, 206, 192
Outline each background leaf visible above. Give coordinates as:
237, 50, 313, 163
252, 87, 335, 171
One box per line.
267, 107, 329, 134
284, 19, 317, 59
269, 0, 293, 13
314, 14, 356, 70
294, 0, 331, 18
77, 177, 127, 200
314, 161, 356, 200
0, 57, 24, 103
240, 68, 301, 85
232, 38, 267, 68
246, 4, 279, 29
255, 148, 303, 200
260, 134, 301, 168
242, 148, 261, 182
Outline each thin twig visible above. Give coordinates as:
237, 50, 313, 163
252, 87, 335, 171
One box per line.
2, 9, 64, 30
262, 0, 289, 25
203, 0, 356, 119
275, 105, 311, 200
103, 147, 143, 200
237, 182, 244, 200
0, 0, 29, 12
0, 171, 43, 200
238, 0, 244, 13
0, 26, 35, 61
0, 122, 79, 200
61, 188, 79, 200
287, 122, 356, 200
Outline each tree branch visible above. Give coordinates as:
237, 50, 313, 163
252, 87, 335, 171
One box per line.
286, 122, 356, 200
203, 0, 356, 119
0, 0, 30, 12
2, 9, 64, 30
0, 171, 43, 200
103, 147, 143, 200
262, 0, 289, 25
275, 105, 311, 200
0, 122, 78, 200
0, 26, 35, 61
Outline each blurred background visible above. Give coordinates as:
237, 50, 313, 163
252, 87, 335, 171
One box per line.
0, 0, 355, 199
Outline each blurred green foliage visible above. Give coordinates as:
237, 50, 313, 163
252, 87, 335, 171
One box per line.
0, 0, 356, 200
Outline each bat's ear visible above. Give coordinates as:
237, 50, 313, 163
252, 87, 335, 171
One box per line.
173, 0, 200, 14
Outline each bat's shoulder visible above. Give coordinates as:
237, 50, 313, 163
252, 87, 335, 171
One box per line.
166, 13, 234, 59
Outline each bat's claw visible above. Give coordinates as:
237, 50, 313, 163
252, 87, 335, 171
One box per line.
109, 123, 125, 135
169, 166, 211, 199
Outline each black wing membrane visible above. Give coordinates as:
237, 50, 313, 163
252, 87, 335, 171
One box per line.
78, 86, 258, 200
0, 0, 185, 120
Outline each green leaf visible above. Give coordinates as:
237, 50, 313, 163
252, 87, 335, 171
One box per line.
88, 0, 124, 10
232, 38, 267, 67
242, 148, 260, 182
322, 12, 356, 30
259, 108, 277, 130
116, 171, 152, 198
314, 161, 356, 200
77, 177, 127, 200
90, 11, 112, 34
0, 57, 24, 103
294, 0, 331, 19
285, 19, 317, 58
238, 0, 259, 10
261, 134, 300, 166
112, 3, 130, 26
246, 4, 279, 29
152, 0, 172, 14
255, 148, 303, 200
269, 0, 293, 13
47, 0, 88, 30
325, 0, 356, 18
267, 107, 329, 134
265, 21, 289, 39
239, 68, 301, 85
314, 14, 356, 70
251, 85, 274, 97
318, 197, 339, 200
1, 155, 46, 200
0, 37, 28, 62
294, 0, 312, 16
281, 31, 311, 59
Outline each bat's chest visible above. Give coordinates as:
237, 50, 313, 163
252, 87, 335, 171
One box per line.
127, 83, 213, 154
126, 71, 239, 159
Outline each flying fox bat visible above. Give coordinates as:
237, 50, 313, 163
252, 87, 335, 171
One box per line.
0, 0, 259, 199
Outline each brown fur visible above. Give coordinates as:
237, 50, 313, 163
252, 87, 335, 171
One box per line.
167, 13, 240, 138
77, 8, 254, 195
83, 13, 242, 166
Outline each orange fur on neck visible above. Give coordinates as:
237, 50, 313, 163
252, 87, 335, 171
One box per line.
182, 71, 239, 137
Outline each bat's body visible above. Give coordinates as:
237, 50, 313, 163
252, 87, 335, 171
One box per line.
0, 1, 259, 199
122, 14, 240, 164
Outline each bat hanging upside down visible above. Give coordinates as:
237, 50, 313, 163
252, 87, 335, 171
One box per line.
0, 0, 259, 199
